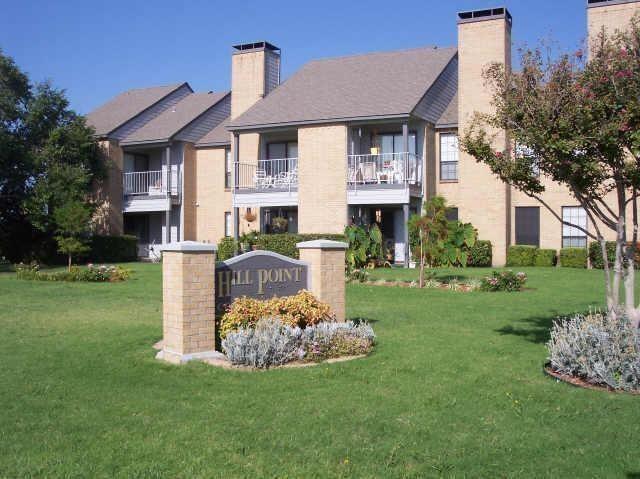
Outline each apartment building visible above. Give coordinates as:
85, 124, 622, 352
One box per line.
87, 0, 640, 265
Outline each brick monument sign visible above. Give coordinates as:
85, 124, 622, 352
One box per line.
156, 239, 347, 364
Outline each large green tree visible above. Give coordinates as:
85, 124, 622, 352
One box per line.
461, 17, 640, 326
0, 49, 103, 262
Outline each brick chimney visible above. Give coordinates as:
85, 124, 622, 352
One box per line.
230, 41, 280, 120
456, 7, 513, 266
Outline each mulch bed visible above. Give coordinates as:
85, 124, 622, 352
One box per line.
543, 363, 640, 395
365, 280, 475, 292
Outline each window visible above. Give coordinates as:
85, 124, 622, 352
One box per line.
515, 143, 539, 177
224, 148, 232, 189
446, 207, 459, 222
440, 133, 458, 181
266, 142, 298, 175
376, 133, 417, 155
515, 207, 540, 246
562, 207, 587, 248
224, 212, 232, 237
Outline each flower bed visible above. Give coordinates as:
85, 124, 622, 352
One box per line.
15, 262, 131, 282
222, 318, 375, 369
480, 270, 527, 292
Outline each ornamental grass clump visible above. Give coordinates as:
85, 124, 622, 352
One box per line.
480, 270, 527, 292
547, 312, 640, 391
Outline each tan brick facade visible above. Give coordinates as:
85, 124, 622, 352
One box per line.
92, 139, 123, 235
457, 16, 512, 266
158, 245, 217, 364
231, 50, 266, 120
588, 0, 640, 40
194, 147, 232, 243
297, 124, 347, 234
298, 241, 347, 321
182, 143, 198, 240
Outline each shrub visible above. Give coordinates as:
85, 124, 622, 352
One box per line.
303, 321, 376, 361
217, 237, 238, 261
219, 290, 334, 338
467, 240, 492, 267
221, 318, 376, 368
506, 245, 538, 266
15, 262, 131, 282
559, 248, 587, 268
222, 318, 304, 368
547, 312, 640, 391
534, 249, 557, 267
220, 233, 346, 260
480, 270, 527, 292
588, 241, 640, 269
86, 235, 137, 263
346, 268, 370, 283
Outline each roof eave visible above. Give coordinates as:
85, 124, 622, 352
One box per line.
435, 122, 458, 130
227, 113, 412, 132
195, 140, 231, 148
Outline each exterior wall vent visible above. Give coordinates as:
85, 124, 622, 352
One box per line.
457, 7, 512, 25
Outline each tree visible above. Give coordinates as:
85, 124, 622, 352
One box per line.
0, 49, 102, 262
461, 16, 640, 326
53, 201, 91, 270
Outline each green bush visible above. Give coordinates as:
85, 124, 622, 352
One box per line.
467, 240, 492, 267
15, 262, 131, 282
86, 235, 137, 263
534, 249, 557, 267
217, 237, 238, 261
559, 248, 587, 268
588, 241, 615, 269
218, 233, 346, 260
480, 270, 527, 292
507, 245, 538, 266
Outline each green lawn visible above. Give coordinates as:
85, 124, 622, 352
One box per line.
1, 264, 638, 477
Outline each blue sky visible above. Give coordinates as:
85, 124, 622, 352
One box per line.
1, 0, 589, 114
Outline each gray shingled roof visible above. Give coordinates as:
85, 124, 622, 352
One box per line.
120, 92, 229, 145
228, 46, 458, 130
436, 92, 457, 128
86, 83, 186, 136
196, 118, 230, 147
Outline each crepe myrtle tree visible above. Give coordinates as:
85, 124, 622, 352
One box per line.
461, 17, 640, 326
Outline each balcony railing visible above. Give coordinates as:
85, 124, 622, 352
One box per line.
123, 169, 179, 196
347, 152, 422, 188
235, 158, 298, 191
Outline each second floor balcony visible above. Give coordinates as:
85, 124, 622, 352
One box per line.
347, 152, 422, 189
235, 158, 298, 192
122, 169, 180, 213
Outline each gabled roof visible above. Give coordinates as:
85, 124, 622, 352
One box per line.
228, 46, 458, 130
436, 92, 458, 128
86, 83, 188, 136
120, 92, 229, 145
196, 118, 230, 147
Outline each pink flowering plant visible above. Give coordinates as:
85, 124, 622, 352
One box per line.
480, 270, 527, 292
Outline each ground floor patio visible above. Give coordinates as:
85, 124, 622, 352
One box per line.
1, 265, 637, 476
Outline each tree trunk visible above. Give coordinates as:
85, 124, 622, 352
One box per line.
630, 191, 640, 329
68, 254, 72, 272
419, 232, 425, 288
612, 216, 625, 311
599, 237, 615, 312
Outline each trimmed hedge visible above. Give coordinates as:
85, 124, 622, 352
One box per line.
588, 241, 640, 269
507, 245, 538, 267
560, 248, 587, 268
534, 249, 557, 267
218, 233, 346, 260
467, 240, 492, 267
86, 235, 137, 263
254, 233, 346, 259
217, 237, 238, 261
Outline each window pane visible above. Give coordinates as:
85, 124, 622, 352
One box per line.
440, 133, 458, 180
287, 142, 298, 158
267, 143, 286, 160
380, 135, 394, 155
562, 206, 587, 247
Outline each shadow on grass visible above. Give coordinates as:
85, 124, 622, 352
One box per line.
495, 311, 589, 344
626, 474, 640, 479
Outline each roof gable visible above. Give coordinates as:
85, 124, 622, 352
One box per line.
228, 46, 458, 130
86, 83, 188, 136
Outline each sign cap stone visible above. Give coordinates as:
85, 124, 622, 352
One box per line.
160, 241, 217, 252
296, 239, 348, 250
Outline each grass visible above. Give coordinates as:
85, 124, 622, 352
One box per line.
1, 263, 639, 477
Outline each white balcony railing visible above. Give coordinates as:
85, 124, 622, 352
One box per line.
347, 152, 422, 188
235, 158, 298, 191
123, 168, 179, 196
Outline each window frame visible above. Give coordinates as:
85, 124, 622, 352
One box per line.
224, 147, 232, 189
515, 206, 541, 247
439, 132, 459, 182
561, 206, 588, 248
224, 211, 232, 238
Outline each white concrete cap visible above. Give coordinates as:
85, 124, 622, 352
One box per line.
160, 241, 217, 252
296, 239, 348, 250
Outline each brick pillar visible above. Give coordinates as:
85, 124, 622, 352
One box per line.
156, 241, 220, 364
297, 240, 348, 321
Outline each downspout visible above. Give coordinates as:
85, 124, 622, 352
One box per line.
165, 144, 171, 244
233, 133, 240, 251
